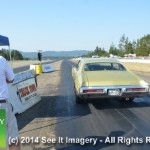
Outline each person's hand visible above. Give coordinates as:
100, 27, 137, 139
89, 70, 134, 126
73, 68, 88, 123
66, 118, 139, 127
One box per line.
6, 78, 14, 83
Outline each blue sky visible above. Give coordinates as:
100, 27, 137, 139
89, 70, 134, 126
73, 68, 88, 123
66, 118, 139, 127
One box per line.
0, 0, 150, 52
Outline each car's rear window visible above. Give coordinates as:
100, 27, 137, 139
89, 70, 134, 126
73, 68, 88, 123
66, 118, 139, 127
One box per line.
84, 62, 126, 71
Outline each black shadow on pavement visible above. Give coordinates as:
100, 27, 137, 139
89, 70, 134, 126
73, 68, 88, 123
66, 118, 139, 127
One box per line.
17, 95, 91, 131
89, 96, 150, 110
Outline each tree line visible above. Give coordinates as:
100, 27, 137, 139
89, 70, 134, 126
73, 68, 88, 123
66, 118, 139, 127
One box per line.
0, 49, 25, 60
1, 34, 150, 59
83, 34, 150, 57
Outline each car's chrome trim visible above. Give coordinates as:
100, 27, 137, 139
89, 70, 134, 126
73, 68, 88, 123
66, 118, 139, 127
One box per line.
79, 85, 149, 95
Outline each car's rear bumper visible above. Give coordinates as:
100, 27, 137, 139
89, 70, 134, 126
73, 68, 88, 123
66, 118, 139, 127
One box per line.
78, 85, 149, 99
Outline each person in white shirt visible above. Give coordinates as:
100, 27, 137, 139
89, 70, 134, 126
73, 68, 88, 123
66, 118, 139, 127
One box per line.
0, 56, 20, 150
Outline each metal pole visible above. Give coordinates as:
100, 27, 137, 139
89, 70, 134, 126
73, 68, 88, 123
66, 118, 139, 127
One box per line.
8, 46, 13, 68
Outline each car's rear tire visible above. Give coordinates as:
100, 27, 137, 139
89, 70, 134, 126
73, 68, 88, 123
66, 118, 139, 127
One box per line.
74, 84, 82, 104
128, 97, 134, 102
122, 97, 134, 102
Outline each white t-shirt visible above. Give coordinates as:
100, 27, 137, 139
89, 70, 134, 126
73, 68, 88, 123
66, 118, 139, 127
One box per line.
0, 56, 14, 100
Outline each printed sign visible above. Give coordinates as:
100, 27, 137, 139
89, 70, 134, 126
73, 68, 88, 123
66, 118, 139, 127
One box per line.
13, 70, 34, 84
42, 64, 54, 73
17, 78, 37, 103
0, 109, 6, 148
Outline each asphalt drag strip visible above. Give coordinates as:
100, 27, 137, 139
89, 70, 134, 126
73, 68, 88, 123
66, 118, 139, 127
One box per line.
17, 60, 63, 150
16, 59, 150, 150
55, 60, 150, 150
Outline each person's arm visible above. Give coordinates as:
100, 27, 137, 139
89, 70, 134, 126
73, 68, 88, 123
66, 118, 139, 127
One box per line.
4, 59, 15, 83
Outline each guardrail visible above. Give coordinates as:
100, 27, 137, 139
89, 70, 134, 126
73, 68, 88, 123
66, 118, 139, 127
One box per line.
118, 59, 150, 64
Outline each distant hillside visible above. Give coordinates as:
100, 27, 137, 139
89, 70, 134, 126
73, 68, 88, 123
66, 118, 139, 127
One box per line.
21, 50, 90, 59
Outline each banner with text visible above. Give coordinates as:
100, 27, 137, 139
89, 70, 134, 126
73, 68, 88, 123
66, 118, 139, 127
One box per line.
0, 109, 6, 148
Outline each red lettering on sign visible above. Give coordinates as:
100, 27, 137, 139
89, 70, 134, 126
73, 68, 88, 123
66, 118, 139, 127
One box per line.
19, 86, 30, 97
29, 84, 36, 93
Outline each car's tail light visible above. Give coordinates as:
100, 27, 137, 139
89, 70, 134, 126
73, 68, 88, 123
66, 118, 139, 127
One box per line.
83, 89, 103, 93
126, 88, 146, 92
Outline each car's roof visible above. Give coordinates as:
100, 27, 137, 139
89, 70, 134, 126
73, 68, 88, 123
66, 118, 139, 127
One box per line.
80, 58, 119, 64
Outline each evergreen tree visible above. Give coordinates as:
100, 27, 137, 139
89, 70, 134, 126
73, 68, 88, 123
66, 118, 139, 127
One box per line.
0, 49, 23, 60
135, 34, 150, 56
109, 43, 118, 55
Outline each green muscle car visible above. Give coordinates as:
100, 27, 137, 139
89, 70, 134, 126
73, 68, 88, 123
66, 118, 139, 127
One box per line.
72, 58, 149, 103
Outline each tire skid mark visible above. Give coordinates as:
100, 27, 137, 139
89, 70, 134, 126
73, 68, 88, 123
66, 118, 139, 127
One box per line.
88, 101, 149, 139
114, 108, 150, 137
